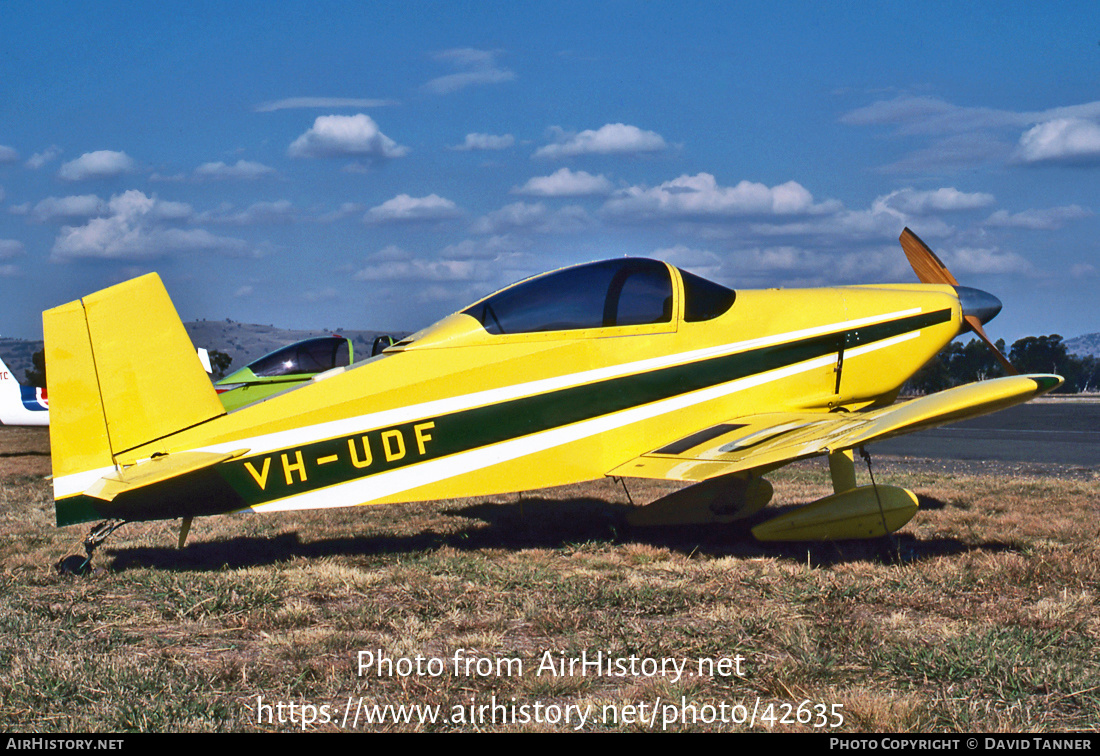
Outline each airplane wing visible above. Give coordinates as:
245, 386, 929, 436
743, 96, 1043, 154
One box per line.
608, 374, 1062, 482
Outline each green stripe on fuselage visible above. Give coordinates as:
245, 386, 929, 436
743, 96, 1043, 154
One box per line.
213, 308, 951, 509
54, 309, 951, 527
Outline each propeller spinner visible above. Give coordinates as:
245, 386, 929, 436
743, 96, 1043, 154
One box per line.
899, 227, 1018, 375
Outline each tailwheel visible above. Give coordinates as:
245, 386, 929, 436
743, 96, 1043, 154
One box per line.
55, 519, 127, 576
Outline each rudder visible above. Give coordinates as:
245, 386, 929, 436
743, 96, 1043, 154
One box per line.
44, 273, 225, 484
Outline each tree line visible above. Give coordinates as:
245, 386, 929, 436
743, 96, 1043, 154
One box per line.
904, 335, 1100, 395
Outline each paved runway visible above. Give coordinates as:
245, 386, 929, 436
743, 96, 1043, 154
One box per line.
873, 399, 1100, 467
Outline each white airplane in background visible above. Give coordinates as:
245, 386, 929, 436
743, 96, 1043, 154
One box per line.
0, 349, 212, 428
0, 356, 49, 426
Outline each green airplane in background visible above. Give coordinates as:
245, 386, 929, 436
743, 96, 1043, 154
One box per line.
215, 335, 394, 411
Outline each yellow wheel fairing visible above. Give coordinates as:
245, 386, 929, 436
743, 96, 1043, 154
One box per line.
752, 486, 919, 541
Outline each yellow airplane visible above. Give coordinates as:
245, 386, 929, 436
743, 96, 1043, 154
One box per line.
44, 228, 1061, 563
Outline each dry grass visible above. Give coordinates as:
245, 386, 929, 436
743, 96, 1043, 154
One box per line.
0, 427, 1097, 732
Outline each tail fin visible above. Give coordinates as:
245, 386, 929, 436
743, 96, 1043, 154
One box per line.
44, 273, 225, 480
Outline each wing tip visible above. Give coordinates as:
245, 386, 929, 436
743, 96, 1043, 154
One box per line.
1030, 374, 1064, 394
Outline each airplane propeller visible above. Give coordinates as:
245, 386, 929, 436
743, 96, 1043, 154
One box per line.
899, 227, 1018, 375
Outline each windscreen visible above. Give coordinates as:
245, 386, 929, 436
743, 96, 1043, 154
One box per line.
463, 258, 673, 334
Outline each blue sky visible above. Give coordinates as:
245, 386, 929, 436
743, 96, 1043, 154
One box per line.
1, 1, 1098, 344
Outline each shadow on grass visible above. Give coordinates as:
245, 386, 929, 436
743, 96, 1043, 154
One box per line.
96, 490, 1019, 572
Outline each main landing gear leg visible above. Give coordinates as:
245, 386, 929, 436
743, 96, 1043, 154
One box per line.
56, 519, 128, 576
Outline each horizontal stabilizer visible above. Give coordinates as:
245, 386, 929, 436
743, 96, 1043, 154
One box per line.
84, 449, 249, 502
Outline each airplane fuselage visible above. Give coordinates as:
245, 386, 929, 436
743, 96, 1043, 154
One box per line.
52, 267, 963, 526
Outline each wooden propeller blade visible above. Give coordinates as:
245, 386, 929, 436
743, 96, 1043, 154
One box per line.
901, 227, 1018, 375
965, 315, 1018, 375
900, 227, 959, 286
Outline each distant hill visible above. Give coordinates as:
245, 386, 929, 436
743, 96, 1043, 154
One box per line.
1065, 333, 1100, 358
0, 321, 408, 384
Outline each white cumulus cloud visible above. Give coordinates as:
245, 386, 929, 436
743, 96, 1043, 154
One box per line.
534, 124, 668, 159
364, 194, 460, 224
31, 195, 107, 222
1014, 118, 1100, 165
51, 189, 246, 261
58, 150, 137, 181
875, 187, 995, 215
602, 173, 825, 220
0, 146, 18, 163
514, 168, 613, 197
288, 114, 408, 161
939, 246, 1033, 276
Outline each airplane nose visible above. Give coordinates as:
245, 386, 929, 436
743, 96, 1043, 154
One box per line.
954, 286, 1002, 326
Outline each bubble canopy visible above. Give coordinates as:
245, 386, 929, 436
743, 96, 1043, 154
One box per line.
462, 258, 735, 335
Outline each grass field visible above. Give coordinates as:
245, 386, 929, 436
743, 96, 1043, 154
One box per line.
0, 426, 1097, 732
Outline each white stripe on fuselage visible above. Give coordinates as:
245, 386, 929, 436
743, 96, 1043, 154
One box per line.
249, 332, 919, 512
54, 307, 925, 499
